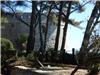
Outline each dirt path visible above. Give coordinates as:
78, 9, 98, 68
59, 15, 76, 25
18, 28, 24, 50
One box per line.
10, 66, 89, 75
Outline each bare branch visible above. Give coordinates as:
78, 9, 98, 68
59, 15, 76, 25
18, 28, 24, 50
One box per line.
53, 1, 90, 19
70, 1, 91, 14
2, 3, 30, 27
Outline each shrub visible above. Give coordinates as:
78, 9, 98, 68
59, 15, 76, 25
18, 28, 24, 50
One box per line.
1, 38, 15, 51
19, 33, 27, 43
87, 63, 99, 75
16, 33, 28, 55
26, 51, 36, 62
1, 38, 16, 68
47, 48, 59, 62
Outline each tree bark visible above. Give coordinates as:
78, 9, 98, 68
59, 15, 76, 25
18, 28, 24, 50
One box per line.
60, 1, 72, 51
26, 1, 36, 54
38, 2, 45, 62
44, 4, 52, 51
71, 66, 79, 75
54, 1, 63, 52
71, 2, 99, 75
78, 2, 98, 65
39, 2, 44, 52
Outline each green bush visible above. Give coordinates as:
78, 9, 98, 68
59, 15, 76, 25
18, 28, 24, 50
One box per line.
16, 33, 27, 55
47, 48, 59, 62
26, 51, 36, 61
87, 63, 99, 75
47, 48, 54, 56
19, 33, 27, 43
1, 38, 16, 68
1, 38, 15, 51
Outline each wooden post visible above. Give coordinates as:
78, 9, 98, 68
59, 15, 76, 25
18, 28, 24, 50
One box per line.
72, 48, 75, 56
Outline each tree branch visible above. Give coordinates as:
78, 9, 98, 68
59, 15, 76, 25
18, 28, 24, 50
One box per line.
53, 1, 91, 18
70, 1, 91, 13
2, 3, 30, 27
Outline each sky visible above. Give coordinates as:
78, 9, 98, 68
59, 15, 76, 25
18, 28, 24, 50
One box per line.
67, 3, 95, 53
2, 1, 97, 53
15, 1, 96, 53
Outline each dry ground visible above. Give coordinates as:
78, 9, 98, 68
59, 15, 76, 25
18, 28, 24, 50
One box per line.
5, 58, 100, 75
10, 65, 100, 75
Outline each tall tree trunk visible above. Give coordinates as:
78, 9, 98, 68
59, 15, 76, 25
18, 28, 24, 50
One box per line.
44, 4, 52, 51
26, 1, 36, 55
78, 2, 98, 65
54, 1, 63, 52
39, 2, 44, 52
71, 2, 99, 75
39, 12, 44, 51
60, 1, 72, 51
38, 2, 44, 61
